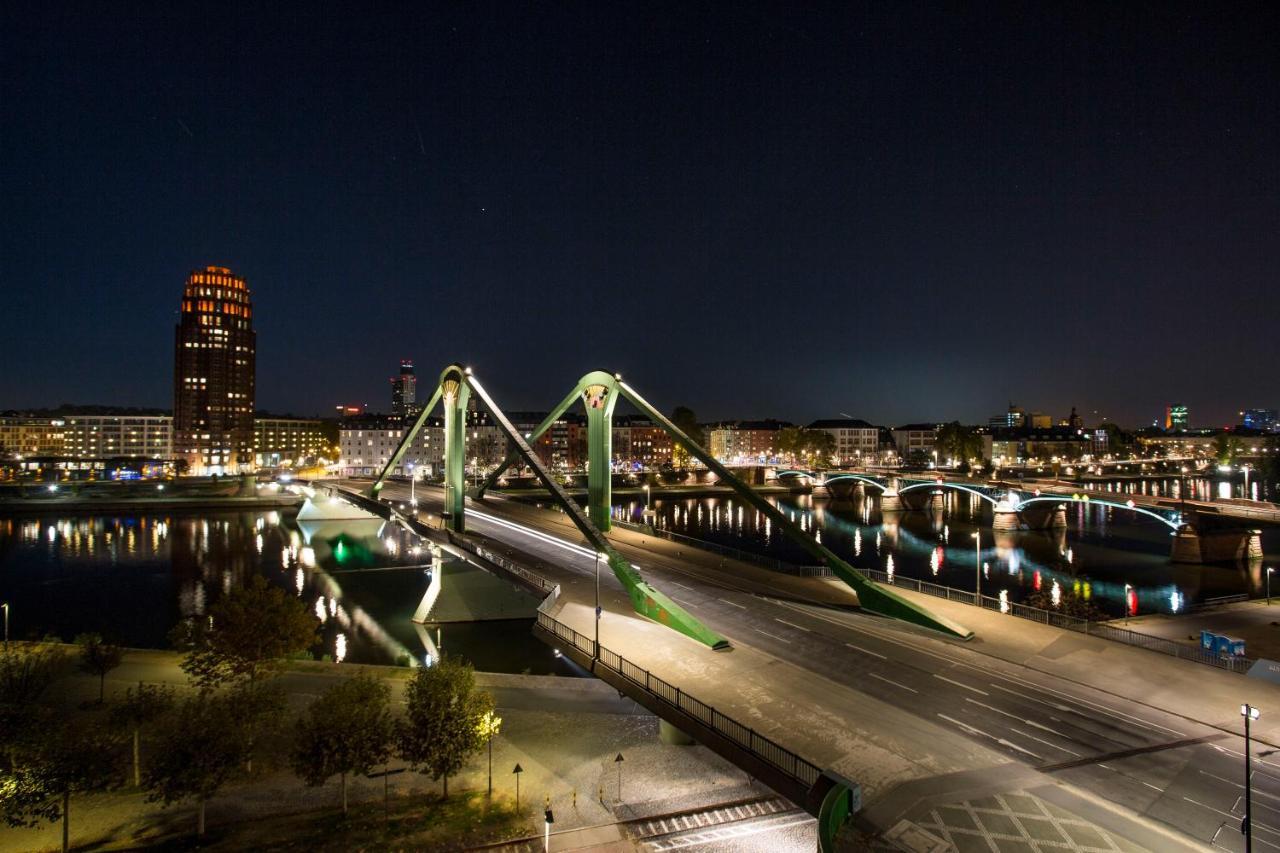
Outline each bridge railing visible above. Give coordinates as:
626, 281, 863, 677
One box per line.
534, 604, 823, 792
850, 566, 1255, 674
610, 518, 833, 577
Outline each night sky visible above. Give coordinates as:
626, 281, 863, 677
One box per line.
2, 3, 1277, 428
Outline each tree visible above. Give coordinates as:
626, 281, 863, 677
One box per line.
936, 422, 984, 466
109, 682, 175, 787
174, 574, 319, 690
1215, 433, 1242, 466
397, 656, 494, 799
75, 633, 124, 704
0, 716, 123, 853
145, 692, 244, 837
0, 645, 72, 770
670, 407, 703, 467
290, 674, 393, 814
226, 679, 286, 775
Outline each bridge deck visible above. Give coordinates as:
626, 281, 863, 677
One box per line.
341, 480, 1280, 852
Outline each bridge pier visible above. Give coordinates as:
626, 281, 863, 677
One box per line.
1171, 524, 1263, 564
879, 489, 901, 512
992, 507, 1020, 530
929, 489, 945, 511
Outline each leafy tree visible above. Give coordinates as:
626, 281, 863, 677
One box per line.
108, 682, 175, 787
226, 680, 286, 775
670, 407, 703, 467
144, 692, 244, 837
174, 574, 319, 690
936, 422, 984, 465
1215, 433, 1242, 466
0, 716, 123, 853
290, 674, 393, 814
0, 645, 72, 770
75, 633, 124, 704
397, 656, 494, 799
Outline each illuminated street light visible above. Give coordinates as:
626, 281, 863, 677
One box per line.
2, 602, 8, 649
594, 551, 606, 660
1242, 703, 1261, 853
1124, 583, 1133, 625
1268, 568, 1274, 607
971, 531, 981, 601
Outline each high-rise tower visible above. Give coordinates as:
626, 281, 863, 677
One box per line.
173, 265, 256, 474
391, 359, 416, 419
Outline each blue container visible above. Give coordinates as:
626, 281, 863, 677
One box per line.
1231, 639, 1247, 657
1201, 630, 1216, 650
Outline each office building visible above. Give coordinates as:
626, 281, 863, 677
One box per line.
808, 419, 881, 464
1242, 409, 1278, 433
1165, 404, 1189, 431
173, 265, 256, 474
391, 359, 417, 419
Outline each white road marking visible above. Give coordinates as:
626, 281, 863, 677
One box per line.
868, 672, 917, 693
844, 642, 886, 659
775, 618, 811, 632
719, 598, 748, 609
937, 713, 1042, 761
753, 627, 792, 644
934, 673, 988, 695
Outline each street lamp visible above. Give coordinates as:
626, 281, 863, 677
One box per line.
1243, 703, 1261, 853
1268, 568, 1274, 607
407, 462, 416, 507
971, 531, 981, 601
594, 551, 606, 660
1124, 583, 1133, 625
2, 602, 8, 649
512, 763, 523, 810
1244, 463, 1252, 500
644, 483, 651, 515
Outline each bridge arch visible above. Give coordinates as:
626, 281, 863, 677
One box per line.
821, 474, 887, 491
1013, 496, 1181, 531
898, 481, 999, 506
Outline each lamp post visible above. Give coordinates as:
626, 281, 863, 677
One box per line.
407, 462, 416, 507
1124, 583, 1133, 625
513, 763, 523, 810
971, 531, 981, 601
614, 753, 625, 801
594, 551, 606, 660
1268, 568, 1274, 607
481, 711, 501, 796
644, 483, 650, 515
1244, 464, 1252, 500
2, 602, 7, 649
1243, 703, 1261, 853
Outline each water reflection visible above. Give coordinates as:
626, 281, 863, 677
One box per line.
617, 492, 1277, 618
0, 508, 565, 672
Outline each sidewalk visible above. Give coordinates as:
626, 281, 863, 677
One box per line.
3, 652, 756, 852
1121, 598, 1280, 661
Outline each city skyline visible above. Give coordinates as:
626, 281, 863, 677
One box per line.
2, 4, 1278, 426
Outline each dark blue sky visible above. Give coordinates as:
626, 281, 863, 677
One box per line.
2, 2, 1277, 427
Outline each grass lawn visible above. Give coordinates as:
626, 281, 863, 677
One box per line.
131, 789, 535, 851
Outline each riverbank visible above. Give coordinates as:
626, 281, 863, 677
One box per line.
0, 494, 302, 513
2, 649, 773, 852
495, 482, 802, 502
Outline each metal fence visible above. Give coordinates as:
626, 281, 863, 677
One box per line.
611, 518, 832, 577
848, 565, 1256, 674
445, 531, 557, 594
534, 607, 823, 790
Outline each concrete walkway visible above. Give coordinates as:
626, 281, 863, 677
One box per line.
1120, 598, 1280, 662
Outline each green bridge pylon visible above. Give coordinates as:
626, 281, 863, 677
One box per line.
474, 369, 973, 641
369, 365, 729, 650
